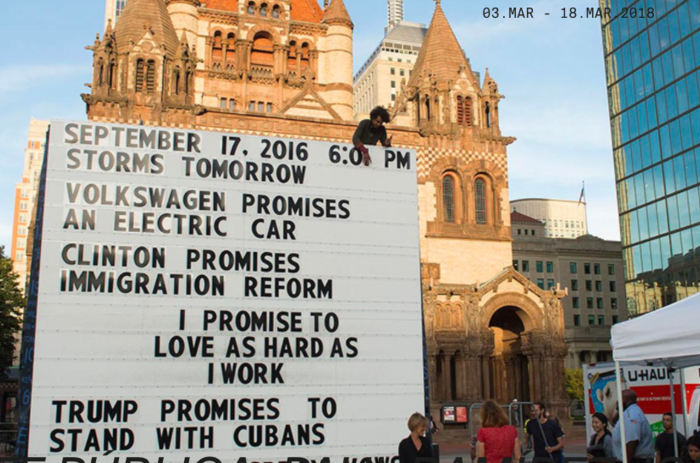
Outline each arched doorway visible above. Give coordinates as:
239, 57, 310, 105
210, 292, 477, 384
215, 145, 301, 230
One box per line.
488, 306, 531, 403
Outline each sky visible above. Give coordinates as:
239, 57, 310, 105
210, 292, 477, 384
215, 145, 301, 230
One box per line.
0, 0, 620, 252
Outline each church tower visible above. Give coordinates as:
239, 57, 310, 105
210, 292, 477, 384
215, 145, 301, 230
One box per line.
391, 0, 569, 424
84, 0, 197, 124
393, 0, 504, 140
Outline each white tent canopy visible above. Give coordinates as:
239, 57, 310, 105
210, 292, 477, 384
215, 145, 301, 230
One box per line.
611, 291, 700, 368
610, 292, 700, 463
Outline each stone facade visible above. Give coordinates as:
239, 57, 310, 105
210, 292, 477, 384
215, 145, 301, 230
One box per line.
81, 0, 570, 433
511, 214, 628, 369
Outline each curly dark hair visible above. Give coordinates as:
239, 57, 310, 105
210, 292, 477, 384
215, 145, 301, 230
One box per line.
370, 106, 390, 124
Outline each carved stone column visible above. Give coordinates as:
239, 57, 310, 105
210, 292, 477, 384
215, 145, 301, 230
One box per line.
428, 352, 438, 402
504, 355, 517, 401
273, 44, 284, 75
309, 49, 318, 77
455, 351, 467, 400
236, 39, 250, 71
481, 354, 491, 399
464, 350, 482, 402
436, 352, 447, 401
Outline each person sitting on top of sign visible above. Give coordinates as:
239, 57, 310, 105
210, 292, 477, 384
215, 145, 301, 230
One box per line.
352, 106, 393, 166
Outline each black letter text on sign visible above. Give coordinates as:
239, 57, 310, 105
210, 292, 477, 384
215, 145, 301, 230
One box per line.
19, 120, 424, 463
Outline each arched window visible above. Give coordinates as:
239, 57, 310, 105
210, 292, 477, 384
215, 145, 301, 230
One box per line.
443, 175, 456, 223
425, 95, 431, 121
475, 178, 487, 224
226, 33, 236, 64
300, 42, 310, 68
97, 59, 105, 86
457, 96, 473, 126
272, 5, 280, 18
260, 3, 268, 16
485, 102, 491, 128
173, 66, 181, 95
185, 70, 192, 95
146, 60, 156, 93
212, 31, 223, 61
108, 61, 116, 89
247, 1, 256, 14
135, 59, 145, 92
251, 32, 274, 67
287, 40, 297, 70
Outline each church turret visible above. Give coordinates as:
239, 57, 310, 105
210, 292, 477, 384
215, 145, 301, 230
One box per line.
167, 32, 198, 106
87, 21, 118, 98
395, 0, 498, 138
83, 0, 188, 122
322, 0, 354, 121
481, 67, 503, 132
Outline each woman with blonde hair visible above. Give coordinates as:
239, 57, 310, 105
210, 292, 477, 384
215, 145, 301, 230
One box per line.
398, 413, 433, 463
476, 401, 521, 463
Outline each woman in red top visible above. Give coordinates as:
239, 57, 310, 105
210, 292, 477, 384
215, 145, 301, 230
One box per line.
476, 400, 521, 463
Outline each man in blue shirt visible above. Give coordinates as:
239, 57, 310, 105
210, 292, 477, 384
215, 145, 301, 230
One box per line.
612, 389, 655, 463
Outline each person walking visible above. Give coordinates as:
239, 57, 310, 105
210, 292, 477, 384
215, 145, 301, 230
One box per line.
656, 412, 687, 462
398, 413, 432, 463
475, 400, 521, 463
587, 412, 614, 461
352, 106, 393, 166
525, 401, 565, 462
612, 389, 655, 463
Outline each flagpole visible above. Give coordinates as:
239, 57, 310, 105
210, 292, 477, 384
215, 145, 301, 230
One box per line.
582, 181, 589, 236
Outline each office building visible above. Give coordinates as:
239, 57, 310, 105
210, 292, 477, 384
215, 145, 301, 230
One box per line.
511, 198, 588, 238
353, 19, 426, 118
10, 119, 49, 292
388, 0, 404, 28
105, 0, 128, 28
511, 212, 628, 368
601, 0, 700, 316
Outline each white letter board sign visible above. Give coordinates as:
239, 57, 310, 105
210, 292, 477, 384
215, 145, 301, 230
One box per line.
17, 120, 426, 462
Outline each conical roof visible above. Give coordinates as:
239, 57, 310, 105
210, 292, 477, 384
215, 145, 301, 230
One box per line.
322, 0, 353, 27
407, 1, 469, 88
114, 0, 180, 58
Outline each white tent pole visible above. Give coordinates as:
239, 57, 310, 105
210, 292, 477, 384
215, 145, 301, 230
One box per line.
616, 361, 628, 463
680, 368, 689, 437
670, 367, 679, 458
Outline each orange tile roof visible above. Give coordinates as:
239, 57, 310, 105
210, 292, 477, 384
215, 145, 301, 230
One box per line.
203, 0, 236, 11
322, 0, 352, 26
291, 0, 324, 23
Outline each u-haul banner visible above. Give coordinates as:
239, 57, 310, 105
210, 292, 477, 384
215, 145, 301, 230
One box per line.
583, 363, 700, 442
19, 120, 425, 462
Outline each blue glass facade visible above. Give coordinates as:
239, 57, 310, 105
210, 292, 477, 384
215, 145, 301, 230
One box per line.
602, 0, 700, 315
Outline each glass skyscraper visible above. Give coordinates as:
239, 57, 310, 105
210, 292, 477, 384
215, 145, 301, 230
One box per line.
602, 0, 700, 316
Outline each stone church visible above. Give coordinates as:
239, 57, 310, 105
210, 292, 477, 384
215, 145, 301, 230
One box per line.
82, 0, 569, 428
